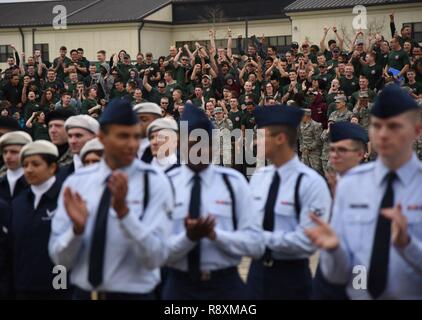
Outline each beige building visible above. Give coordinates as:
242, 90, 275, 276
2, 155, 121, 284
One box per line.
0, 0, 294, 69
0, 0, 421, 70
285, 0, 422, 48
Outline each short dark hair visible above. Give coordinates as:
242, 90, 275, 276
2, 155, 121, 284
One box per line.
77, 48, 84, 52
401, 25, 411, 32
60, 46, 67, 51
97, 50, 106, 55
24, 154, 58, 174
127, 81, 137, 89
267, 125, 297, 149
100, 123, 110, 134
164, 71, 173, 78
351, 140, 366, 153
70, 49, 78, 55
268, 46, 277, 53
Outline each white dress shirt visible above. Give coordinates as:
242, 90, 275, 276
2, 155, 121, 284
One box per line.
6, 167, 24, 196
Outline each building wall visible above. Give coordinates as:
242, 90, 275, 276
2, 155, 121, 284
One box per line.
0, 23, 142, 69
0, 17, 292, 69
0, 29, 22, 70
146, 3, 172, 22
140, 23, 172, 56
2, 3, 421, 70
288, 3, 422, 47
170, 19, 292, 45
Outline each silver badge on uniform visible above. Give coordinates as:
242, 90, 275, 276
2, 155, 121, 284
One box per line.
42, 209, 57, 221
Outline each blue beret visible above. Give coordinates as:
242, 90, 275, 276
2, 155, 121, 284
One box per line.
370, 84, 418, 119
99, 98, 138, 126
181, 103, 214, 136
253, 105, 304, 129
330, 121, 368, 143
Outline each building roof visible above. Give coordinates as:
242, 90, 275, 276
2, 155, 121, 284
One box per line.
0, 0, 295, 28
0, 0, 170, 28
285, 0, 421, 12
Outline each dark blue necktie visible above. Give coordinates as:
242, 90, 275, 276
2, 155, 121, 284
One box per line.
368, 172, 396, 299
88, 180, 111, 288
262, 172, 280, 261
188, 173, 201, 275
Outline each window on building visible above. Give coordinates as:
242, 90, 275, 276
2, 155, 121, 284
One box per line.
411, 22, 422, 44
403, 22, 422, 44
34, 43, 49, 62
0, 45, 14, 63
176, 35, 290, 55
266, 35, 292, 53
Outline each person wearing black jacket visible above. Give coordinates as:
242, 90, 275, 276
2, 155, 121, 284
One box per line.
8, 140, 70, 299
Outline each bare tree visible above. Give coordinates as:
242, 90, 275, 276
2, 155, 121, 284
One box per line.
339, 17, 386, 50
199, 5, 225, 26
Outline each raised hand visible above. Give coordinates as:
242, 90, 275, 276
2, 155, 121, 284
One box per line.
381, 204, 410, 248
108, 171, 129, 218
304, 212, 340, 250
63, 187, 88, 235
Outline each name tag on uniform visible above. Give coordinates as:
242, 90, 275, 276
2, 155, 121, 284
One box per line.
127, 200, 142, 205
281, 201, 294, 206
215, 200, 231, 206
349, 204, 369, 209
253, 197, 262, 201
175, 202, 183, 207
407, 204, 422, 211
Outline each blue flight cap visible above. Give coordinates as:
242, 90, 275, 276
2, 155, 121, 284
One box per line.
330, 121, 368, 143
181, 103, 214, 136
370, 84, 418, 119
99, 98, 138, 126
253, 105, 304, 129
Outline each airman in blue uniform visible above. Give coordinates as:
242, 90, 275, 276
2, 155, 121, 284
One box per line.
247, 105, 332, 300
49, 99, 173, 300
306, 85, 422, 299
162, 104, 265, 300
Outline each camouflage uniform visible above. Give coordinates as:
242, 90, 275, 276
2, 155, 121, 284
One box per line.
214, 118, 234, 167
352, 103, 373, 132
414, 136, 422, 161
328, 108, 353, 123
57, 147, 74, 167
299, 119, 323, 173
320, 129, 330, 175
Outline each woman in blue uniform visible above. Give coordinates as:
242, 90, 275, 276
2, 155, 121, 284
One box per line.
9, 140, 70, 300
